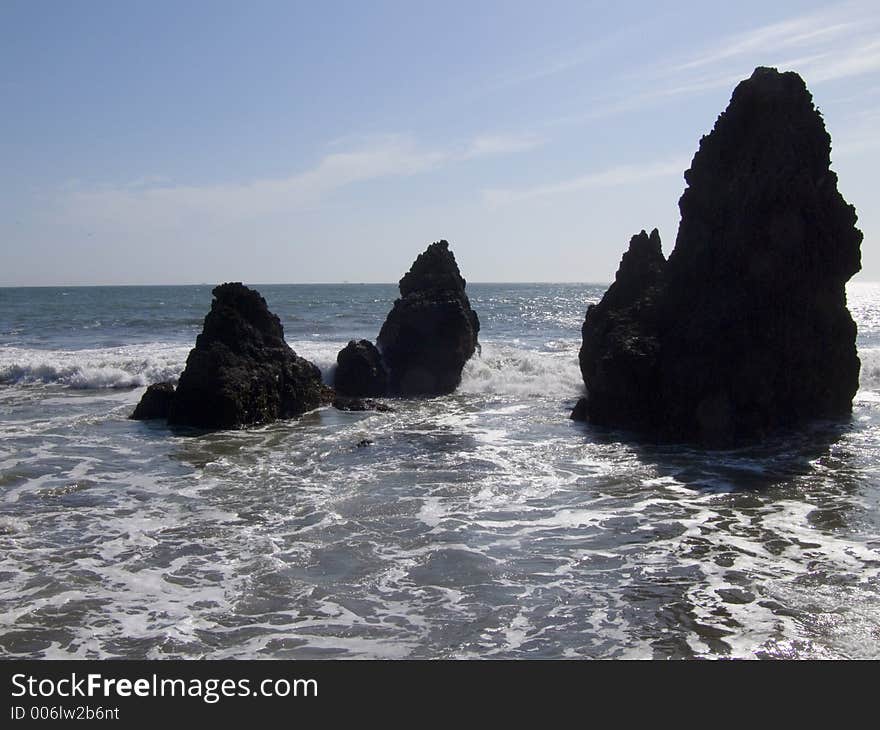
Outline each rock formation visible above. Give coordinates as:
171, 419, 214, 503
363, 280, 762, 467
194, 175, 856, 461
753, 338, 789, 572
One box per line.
333, 240, 480, 397
130, 381, 175, 420
576, 229, 665, 429
575, 67, 862, 445
132, 282, 324, 429
378, 241, 480, 395
335, 339, 388, 397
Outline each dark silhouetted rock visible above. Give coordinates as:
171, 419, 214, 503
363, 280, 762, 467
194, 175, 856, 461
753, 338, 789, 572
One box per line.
576, 67, 862, 445
377, 240, 480, 395
570, 396, 588, 421
398, 240, 468, 297
130, 381, 175, 420
578, 229, 665, 428
166, 282, 323, 429
334, 339, 388, 397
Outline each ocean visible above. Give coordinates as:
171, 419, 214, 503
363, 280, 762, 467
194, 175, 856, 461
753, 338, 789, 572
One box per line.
1, 282, 879, 659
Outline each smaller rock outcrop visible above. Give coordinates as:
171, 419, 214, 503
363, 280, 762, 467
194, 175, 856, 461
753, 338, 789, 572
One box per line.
575, 229, 665, 427
130, 381, 175, 420
377, 241, 480, 396
332, 240, 480, 397
335, 340, 388, 397
132, 283, 324, 429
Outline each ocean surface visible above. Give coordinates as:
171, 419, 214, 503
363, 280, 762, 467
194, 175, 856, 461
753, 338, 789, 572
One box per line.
1, 282, 879, 659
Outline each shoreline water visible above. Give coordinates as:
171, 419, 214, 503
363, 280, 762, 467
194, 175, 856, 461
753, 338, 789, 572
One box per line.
1, 282, 879, 659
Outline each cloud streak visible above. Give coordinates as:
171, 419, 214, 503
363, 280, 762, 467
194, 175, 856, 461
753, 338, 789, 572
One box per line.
542, 1, 880, 127
59, 132, 544, 230
672, 11, 862, 73
489, 25, 643, 90
660, 1, 880, 88
483, 156, 690, 208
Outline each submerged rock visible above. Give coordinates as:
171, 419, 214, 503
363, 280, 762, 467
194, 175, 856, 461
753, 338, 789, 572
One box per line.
130, 381, 175, 420
136, 282, 324, 429
333, 395, 394, 413
377, 240, 480, 395
576, 67, 862, 444
334, 339, 388, 397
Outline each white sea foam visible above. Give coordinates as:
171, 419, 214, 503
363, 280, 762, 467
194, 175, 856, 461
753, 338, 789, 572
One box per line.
288, 340, 347, 385
860, 348, 880, 391
459, 342, 583, 398
2, 285, 879, 660
4, 336, 870, 400
290, 339, 586, 398
0, 344, 189, 389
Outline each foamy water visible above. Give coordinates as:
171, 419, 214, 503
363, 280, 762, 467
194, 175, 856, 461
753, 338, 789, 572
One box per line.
0, 282, 878, 659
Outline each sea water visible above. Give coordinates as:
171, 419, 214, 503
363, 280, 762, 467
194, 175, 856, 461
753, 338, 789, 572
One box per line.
0, 282, 878, 659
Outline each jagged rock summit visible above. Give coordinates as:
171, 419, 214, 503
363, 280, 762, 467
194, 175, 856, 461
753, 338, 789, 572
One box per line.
398, 239, 468, 297
333, 240, 480, 397
132, 282, 324, 429
575, 67, 862, 445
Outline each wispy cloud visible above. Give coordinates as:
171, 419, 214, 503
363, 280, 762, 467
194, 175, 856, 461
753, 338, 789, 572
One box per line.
672, 13, 861, 73
58, 132, 544, 230
831, 103, 880, 156
544, 1, 880, 127
543, 71, 749, 128
659, 1, 880, 88
806, 37, 880, 83
483, 156, 690, 208
489, 25, 644, 91
461, 133, 544, 160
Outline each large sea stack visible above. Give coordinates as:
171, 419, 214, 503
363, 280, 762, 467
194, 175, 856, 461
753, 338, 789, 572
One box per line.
132, 282, 324, 429
333, 240, 480, 397
575, 67, 862, 445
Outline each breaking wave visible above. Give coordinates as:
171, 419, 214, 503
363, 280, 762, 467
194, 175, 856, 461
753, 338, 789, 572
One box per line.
460, 342, 583, 398
0, 344, 189, 389
2, 339, 876, 399
860, 348, 880, 391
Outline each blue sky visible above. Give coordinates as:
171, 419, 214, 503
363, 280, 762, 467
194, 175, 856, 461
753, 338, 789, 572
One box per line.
1, 0, 878, 285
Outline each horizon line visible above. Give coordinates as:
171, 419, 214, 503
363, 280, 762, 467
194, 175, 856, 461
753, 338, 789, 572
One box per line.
0, 280, 615, 289
2, 276, 879, 289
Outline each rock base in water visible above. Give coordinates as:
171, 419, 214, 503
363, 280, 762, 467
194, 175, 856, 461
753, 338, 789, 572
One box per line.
332, 395, 394, 413
130, 382, 175, 420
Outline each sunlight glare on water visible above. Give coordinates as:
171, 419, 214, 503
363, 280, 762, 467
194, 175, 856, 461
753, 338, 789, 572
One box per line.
0, 282, 878, 658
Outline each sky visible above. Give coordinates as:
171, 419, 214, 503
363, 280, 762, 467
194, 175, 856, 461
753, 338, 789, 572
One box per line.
1, 0, 878, 285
